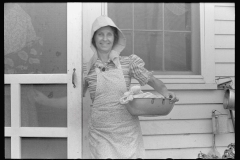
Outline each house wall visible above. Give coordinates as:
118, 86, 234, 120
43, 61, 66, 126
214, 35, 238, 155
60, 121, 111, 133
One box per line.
139, 3, 235, 159
214, 3, 235, 88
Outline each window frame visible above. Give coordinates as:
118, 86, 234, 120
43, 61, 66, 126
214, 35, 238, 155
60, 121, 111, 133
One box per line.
103, 2, 217, 90
108, 3, 200, 75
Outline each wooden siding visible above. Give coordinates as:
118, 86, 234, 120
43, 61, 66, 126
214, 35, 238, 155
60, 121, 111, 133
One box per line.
145, 146, 232, 159
214, 5, 235, 20
215, 21, 235, 34
144, 134, 234, 149
215, 35, 235, 49
215, 49, 235, 63
214, 3, 235, 89
215, 64, 235, 77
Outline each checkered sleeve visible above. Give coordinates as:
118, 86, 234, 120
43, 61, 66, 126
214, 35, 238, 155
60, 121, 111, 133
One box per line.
82, 63, 88, 96
129, 54, 153, 86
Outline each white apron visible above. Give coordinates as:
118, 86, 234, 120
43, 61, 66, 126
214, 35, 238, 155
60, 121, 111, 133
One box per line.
88, 65, 145, 159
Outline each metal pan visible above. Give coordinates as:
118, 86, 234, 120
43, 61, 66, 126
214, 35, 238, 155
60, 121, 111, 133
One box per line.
126, 98, 175, 116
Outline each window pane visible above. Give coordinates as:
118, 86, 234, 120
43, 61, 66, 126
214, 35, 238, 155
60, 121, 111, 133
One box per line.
108, 3, 132, 29
5, 85, 11, 127
121, 30, 133, 56
21, 138, 67, 159
21, 84, 67, 127
134, 3, 163, 30
165, 32, 191, 71
5, 138, 11, 159
4, 3, 67, 74
135, 31, 163, 71
164, 3, 192, 31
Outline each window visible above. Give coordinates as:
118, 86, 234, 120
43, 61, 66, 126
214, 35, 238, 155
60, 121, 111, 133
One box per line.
108, 3, 200, 75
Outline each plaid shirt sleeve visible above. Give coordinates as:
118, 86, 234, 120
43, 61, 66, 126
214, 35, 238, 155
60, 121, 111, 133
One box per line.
129, 54, 153, 86
82, 63, 88, 96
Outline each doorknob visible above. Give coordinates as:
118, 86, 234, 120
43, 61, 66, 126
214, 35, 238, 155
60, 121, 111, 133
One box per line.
72, 68, 76, 88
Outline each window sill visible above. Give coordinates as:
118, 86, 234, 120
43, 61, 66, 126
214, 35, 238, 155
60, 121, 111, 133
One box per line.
131, 83, 217, 90
131, 75, 218, 90
144, 83, 217, 90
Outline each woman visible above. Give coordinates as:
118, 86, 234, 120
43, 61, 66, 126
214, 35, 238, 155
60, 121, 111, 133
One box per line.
83, 15, 179, 159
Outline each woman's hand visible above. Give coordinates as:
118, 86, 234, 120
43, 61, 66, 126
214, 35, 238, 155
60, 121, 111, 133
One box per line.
147, 76, 179, 103
166, 91, 179, 103
32, 89, 67, 108
32, 90, 49, 106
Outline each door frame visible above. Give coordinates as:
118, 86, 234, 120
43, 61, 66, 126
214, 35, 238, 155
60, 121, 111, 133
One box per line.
82, 2, 107, 158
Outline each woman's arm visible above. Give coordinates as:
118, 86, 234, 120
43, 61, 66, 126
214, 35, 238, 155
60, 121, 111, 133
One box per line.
147, 75, 179, 103
128, 54, 179, 103
33, 90, 67, 108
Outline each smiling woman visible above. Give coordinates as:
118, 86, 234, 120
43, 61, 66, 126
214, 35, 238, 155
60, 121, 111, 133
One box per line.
93, 26, 115, 55
92, 26, 119, 62
83, 15, 178, 159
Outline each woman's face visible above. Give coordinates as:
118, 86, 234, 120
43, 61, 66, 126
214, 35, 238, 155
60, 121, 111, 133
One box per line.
94, 26, 114, 53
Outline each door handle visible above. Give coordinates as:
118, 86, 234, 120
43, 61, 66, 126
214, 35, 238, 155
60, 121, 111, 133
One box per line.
72, 68, 76, 88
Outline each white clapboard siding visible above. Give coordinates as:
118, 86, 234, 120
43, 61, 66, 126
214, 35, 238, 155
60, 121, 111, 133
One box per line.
145, 147, 229, 159
214, 2, 235, 90
143, 133, 235, 149
140, 104, 230, 120
214, 6, 235, 20
138, 78, 204, 84
214, 3, 235, 7
215, 35, 235, 49
140, 119, 234, 135
215, 21, 235, 34
215, 49, 235, 63
215, 63, 235, 77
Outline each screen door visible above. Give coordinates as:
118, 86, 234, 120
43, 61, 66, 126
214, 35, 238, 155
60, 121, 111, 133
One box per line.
4, 3, 82, 159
